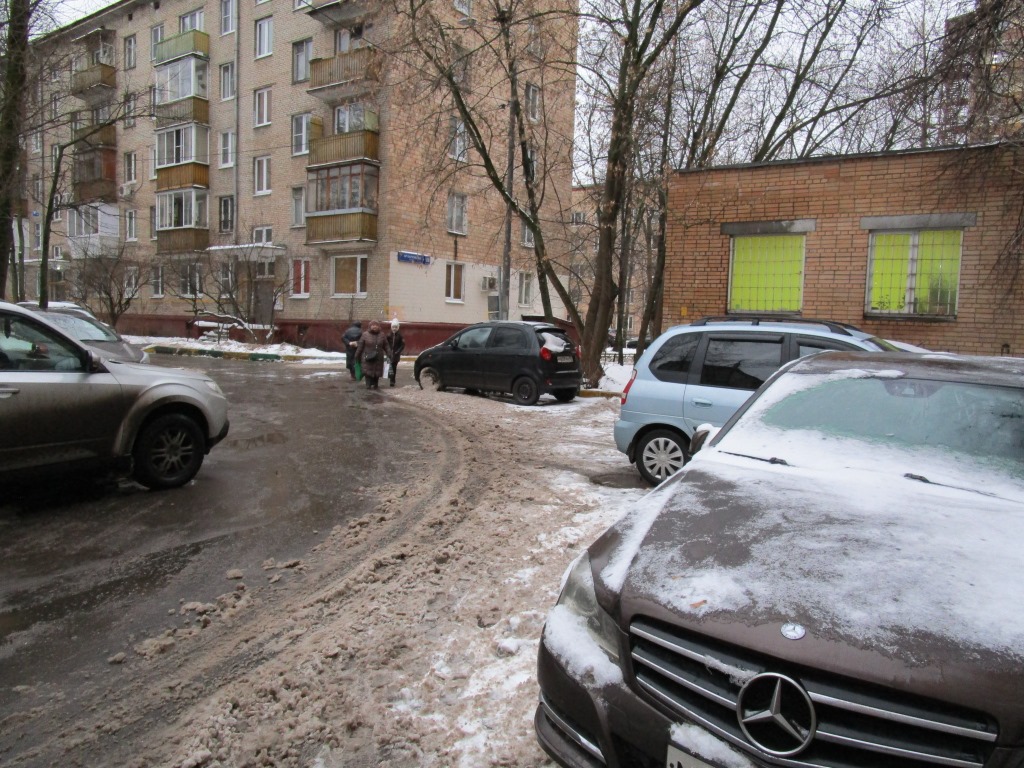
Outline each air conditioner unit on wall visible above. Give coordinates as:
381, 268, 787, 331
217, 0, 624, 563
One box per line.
480, 276, 497, 292
120, 182, 136, 198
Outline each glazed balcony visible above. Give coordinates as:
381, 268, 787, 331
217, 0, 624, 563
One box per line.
73, 178, 117, 203
308, 129, 379, 167
73, 122, 117, 148
305, 211, 377, 245
71, 62, 116, 102
73, 148, 117, 203
156, 162, 210, 191
156, 227, 209, 255
308, 48, 381, 102
154, 30, 210, 65
155, 97, 209, 127
306, 0, 370, 26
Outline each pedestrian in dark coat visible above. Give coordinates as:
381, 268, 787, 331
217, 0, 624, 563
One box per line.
356, 320, 391, 389
342, 321, 362, 380
385, 318, 405, 387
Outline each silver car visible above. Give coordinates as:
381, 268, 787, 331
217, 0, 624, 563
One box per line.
0, 301, 229, 490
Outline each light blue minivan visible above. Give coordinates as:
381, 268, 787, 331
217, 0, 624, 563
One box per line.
614, 317, 899, 484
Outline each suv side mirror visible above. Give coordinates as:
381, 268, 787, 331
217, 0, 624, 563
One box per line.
86, 350, 109, 374
689, 423, 720, 457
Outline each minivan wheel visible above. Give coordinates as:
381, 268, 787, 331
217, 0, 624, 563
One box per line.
636, 429, 687, 485
133, 413, 206, 490
419, 367, 445, 391
553, 388, 578, 403
511, 376, 540, 406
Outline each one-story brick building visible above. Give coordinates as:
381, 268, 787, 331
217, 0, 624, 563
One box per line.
664, 144, 1024, 355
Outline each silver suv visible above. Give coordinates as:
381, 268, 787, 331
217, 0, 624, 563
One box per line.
615, 316, 898, 484
0, 301, 229, 490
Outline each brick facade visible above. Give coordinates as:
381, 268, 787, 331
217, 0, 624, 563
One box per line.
665, 145, 1024, 356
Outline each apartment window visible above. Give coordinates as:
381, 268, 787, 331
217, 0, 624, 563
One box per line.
154, 57, 208, 103
221, 0, 236, 34
292, 258, 311, 296
156, 189, 208, 229
254, 87, 271, 126
31, 131, 42, 153
124, 151, 137, 183
124, 34, 137, 69
124, 94, 137, 127
220, 62, 236, 99
179, 8, 204, 32
445, 262, 464, 301
293, 38, 312, 83
525, 83, 541, 121
32, 223, 41, 250
518, 272, 533, 305
179, 263, 202, 297
729, 234, 805, 313
254, 155, 271, 194
867, 230, 961, 316
50, 94, 59, 120
219, 195, 235, 233
335, 102, 368, 133
52, 245, 63, 261
524, 145, 537, 181
219, 130, 235, 167
150, 24, 164, 59
291, 186, 306, 226
446, 193, 467, 234
335, 25, 363, 54
152, 265, 164, 297
255, 17, 273, 58
333, 255, 367, 295
32, 174, 42, 202
53, 193, 64, 221
149, 205, 157, 239
253, 225, 272, 243
525, 20, 543, 58
521, 220, 535, 247
125, 265, 140, 296
454, 0, 472, 19
308, 164, 378, 211
448, 117, 468, 162
256, 259, 275, 278
126, 209, 137, 240
68, 207, 100, 237
570, 210, 585, 226
292, 113, 311, 154
150, 146, 158, 179
219, 262, 234, 293
156, 124, 209, 167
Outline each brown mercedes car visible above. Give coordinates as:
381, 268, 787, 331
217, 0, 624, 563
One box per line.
536, 351, 1024, 768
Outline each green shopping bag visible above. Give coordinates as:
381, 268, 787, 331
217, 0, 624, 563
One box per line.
354, 361, 363, 380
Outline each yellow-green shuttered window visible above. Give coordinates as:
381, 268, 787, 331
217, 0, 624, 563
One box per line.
729, 235, 804, 312
867, 230, 960, 315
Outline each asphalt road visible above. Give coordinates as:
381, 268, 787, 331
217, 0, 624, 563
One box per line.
0, 355, 430, 763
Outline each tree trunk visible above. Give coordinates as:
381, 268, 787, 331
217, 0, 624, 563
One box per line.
0, 0, 32, 300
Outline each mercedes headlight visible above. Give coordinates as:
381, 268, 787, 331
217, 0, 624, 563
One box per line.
556, 553, 620, 662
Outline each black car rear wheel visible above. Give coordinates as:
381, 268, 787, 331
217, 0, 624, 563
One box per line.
133, 413, 206, 490
419, 366, 445, 391
511, 376, 540, 406
636, 429, 687, 485
553, 388, 578, 403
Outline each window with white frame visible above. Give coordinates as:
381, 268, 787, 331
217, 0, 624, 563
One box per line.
219, 262, 234, 293
448, 116, 468, 162
446, 193, 467, 234
293, 39, 312, 83
52, 244, 63, 261
291, 187, 306, 226
525, 83, 540, 121
333, 254, 367, 295
335, 102, 368, 133
219, 130, 235, 167
220, 62, 236, 99
253, 225, 272, 243
33, 223, 41, 250
445, 262, 464, 301
256, 259, 275, 278
124, 94, 137, 127
149, 146, 158, 178
124, 34, 137, 69
525, 20, 543, 57
179, 262, 202, 297
255, 17, 273, 58
152, 265, 164, 296
124, 151, 137, 182
293, 0, 311, 9
126, 209, 137, 240
156, 124, 209, 167
570, 210, 585, 226
220, 0, 235, 34
31, 131, 41, 153
179, 8, 204, 32
254, 86, 271, 126
867, 230, 962, 316
154, 57, 208, 103
150, 24, 164, 60
50, 145, 58, 172
68, 207, 100, 237
521, 219, 534, 247
292, 113, 311, 154
219, 195, 234, 232
524, 144, 537, 181
53, 193, 65, 221
291, 258, 311, 296
518, 271, 533, 305
334, 25, 364, 54
125, 265, 140, 296
254, 155, 271, 194
156, 189, 208, 229
31, 175, 42, 202
149, 205, 157, 239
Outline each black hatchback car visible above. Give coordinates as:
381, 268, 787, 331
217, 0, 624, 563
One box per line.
414, 320, 583, 405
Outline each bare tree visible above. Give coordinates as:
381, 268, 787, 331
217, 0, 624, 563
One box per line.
66, 236, 143, 327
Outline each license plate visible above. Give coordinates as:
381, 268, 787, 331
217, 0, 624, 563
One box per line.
666, 744, 714, 768
557, 355, 573, 363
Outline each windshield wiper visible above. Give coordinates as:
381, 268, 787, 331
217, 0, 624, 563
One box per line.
903, 473, 1007, 500
720, 451, 789, 466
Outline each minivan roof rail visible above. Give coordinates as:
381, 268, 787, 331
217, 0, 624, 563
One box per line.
689, 316, 863, 337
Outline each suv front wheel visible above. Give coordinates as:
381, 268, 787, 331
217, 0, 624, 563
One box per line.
133, 413, 207, 490
636, 429, 688, 485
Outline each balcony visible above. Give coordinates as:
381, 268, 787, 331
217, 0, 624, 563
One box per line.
73, 122, 117, 148
155, 97, 210, 127
73, 178, 117, 203
308, 47, 381, 102
154, 29, 210, 65
306, 0, 370, 26
67, 233, 120, 259
305, 211, 377, 245
308, 130, 379, 167
73, 147, 117, 203
156, 162, 210, 191
71, 62, 116, 102
156, 227, 209, 255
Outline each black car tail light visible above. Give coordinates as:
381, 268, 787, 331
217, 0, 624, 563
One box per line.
621, 368, 637, 405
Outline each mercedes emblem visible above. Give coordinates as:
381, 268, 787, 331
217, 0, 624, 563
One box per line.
736, 672, 817, 757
